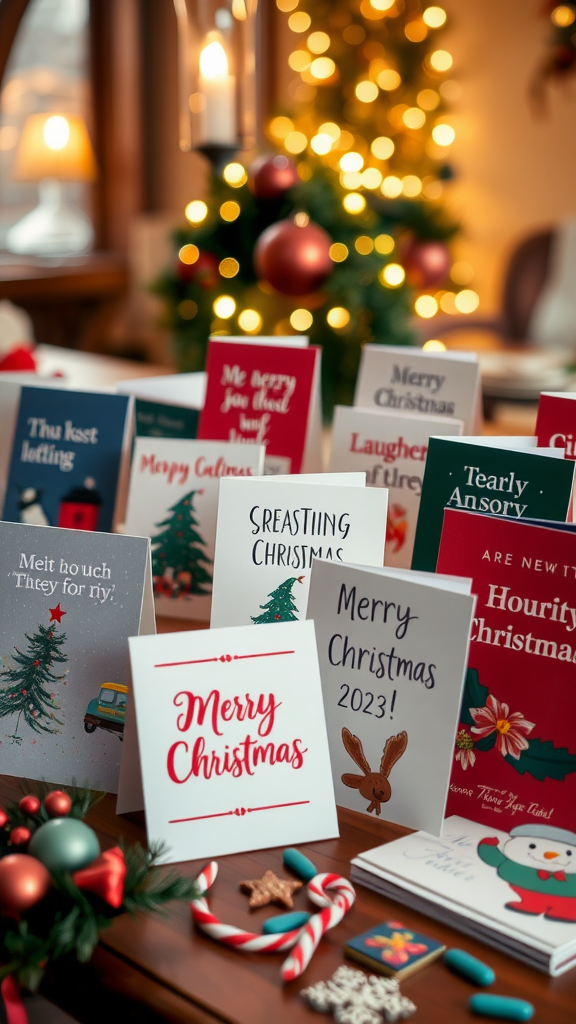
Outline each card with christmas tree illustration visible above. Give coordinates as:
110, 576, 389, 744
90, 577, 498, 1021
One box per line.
306, 559, 475, 835
1, 385, 131, 533
354, 345, 482, 434
210, 476, 388, 628
125, 620, 338, 863
124, 437, 265, 621
437, 509, 576, 833
197, 338, 322, 474
0, 521, 153, 792
412, 436, 575, 572
328, 406, 464, 568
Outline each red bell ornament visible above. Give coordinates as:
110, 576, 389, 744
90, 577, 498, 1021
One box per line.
249, 155, 299, 200
0, 854, 50, 912
44, 790, 72, 818
254, 216, 333, 296
19, 795, 41, 816
402, 238, 451, 289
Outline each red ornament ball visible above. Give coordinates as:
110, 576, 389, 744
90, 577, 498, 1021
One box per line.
176, 250, 219, 290
0, 808, 8, 829
10, 827, 31, 847
254, 217, 333, 296
44, 790, 72, 819
401, 238, 451, 289
249, 155, 299, 200
19, 795, 41, 816
0, 854, 50, 912
33, 660, 40, 667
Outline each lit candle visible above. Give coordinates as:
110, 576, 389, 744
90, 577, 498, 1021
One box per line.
198, 39, 237, 146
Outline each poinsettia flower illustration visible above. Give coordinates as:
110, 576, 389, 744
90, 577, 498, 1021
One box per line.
455, 729, 476, 770
470, 694, 535, 759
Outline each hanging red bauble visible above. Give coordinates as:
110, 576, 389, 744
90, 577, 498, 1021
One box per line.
254, 217, 333, 296
401, 238, 451, 289
249, 155, 299, 200
0, 808, 8, 829
0, 854, 50, 912
176, 251, 219, 289
10, 826, 31, 847
44, 790, 72, 819
19, 795, 41, 816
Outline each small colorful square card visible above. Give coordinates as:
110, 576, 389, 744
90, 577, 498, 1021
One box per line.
354, 345, 482, 434
117, 372, 206, 440
345, 921, 445, 979
437, 509, 576, 834
0, 384, 131, 532
0, 521, 153, 792
124, 437, 265, 621
126, 620, 338, 863
412, 436, 575, 572
210, 475, 388, 628
198, 337, 322, 474
328, 405, 464, 568
307, 559, 475, 834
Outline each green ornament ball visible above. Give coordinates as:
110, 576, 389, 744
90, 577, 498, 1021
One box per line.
29, 818, 100, 872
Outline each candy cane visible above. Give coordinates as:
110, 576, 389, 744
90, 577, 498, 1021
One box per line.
191, 862, 355, 982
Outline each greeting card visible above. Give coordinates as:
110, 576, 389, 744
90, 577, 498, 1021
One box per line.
126, 620, 338, 862
197, 338, 322, 474
210, 476, 388, 628
117, 372, 206, 440
307, 559, 475, 834
354, 345, 482, 434
0, 521, 153, 792
536, 392, 576, 461
412, 436, 575, 572
1, 385, 131, 533
437, 509, 576, 834
124, 437, 265, 621
328, 406, 464, 568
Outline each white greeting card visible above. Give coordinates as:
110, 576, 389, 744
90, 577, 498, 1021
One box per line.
124, 437, 265, 621
210, 476, 388, 628
354, 345, 482, 434
127, 620, 339, 863
328, 406, 464, 568
307, 559, 475, 835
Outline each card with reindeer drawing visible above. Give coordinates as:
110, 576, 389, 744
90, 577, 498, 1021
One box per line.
328, 406, 463, 569
210, 476, 388, 629
0, 521, 154, 792
307, 559, 476, 834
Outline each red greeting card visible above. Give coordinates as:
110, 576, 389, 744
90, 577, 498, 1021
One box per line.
536, 392, 576, 460
198, 339, 322, 474
437, 509, 576, 833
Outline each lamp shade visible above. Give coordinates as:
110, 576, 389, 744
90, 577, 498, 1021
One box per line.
12, 113, 97, 183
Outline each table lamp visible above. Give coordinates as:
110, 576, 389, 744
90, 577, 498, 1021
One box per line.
6, 113, 98, 256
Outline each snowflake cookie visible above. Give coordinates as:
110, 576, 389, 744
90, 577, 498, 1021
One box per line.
301, 965, 416, 1024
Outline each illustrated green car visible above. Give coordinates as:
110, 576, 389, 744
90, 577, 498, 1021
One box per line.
84, 682, 127, 738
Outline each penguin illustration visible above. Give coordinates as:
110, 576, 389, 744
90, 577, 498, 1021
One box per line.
478, 823, 576, 922
18, 487, 49, 526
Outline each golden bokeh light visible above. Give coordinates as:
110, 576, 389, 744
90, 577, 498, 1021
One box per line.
220, 201, 241, 222
290, 308, 313, 330
403, 107, 426, 129
423, 6, 447, 27
285, 131, 308, 153
355, 235, 375, 255
213, 296, 236, 318
450, 261, 474, 285
179, 243, 200, 264
381, 263, 406, 287
429, 49, 453, 71
423, 338, 447, 351
371, 135, 395, 159
342, 192, 367, 214
329, 242, 349, 262
288, 50, 311, 71
327, 307, 351, 328
310, 57, 336, 79
219, 257, 240, 278
361, 167, 383, 189
415, 295, 438, 318
439, 79, 462, 101
223, 162, 247, 186
288, 11, 311, 31
432, 123, 455, 146
405, 19, 428, 42
402, 175, 422, 196
356, 80, 379, 102
439, 291, 458, 313
338, 130, 355, 150
269, 116, 294, 139
551, 5, 576, 26
340, 151, 364, 172
310, 132, 333, 154
184, 200, 208, 224
377, 68, 401, 91
369, 0, 395, 9
341, 171, 363, 190
238, 309, 262, 333
308, 31, 330, 53
375, 233, 394, 255
455, 289, 480, 313
381, 175, 403, 198
177, 300, 198, 320
319, 121, 341, 141
422, 178, 443, 200
276, 0, 298, 11
417, 88, 440, 110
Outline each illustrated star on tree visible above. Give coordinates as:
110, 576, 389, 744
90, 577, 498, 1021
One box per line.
151, 490, 212, 597
251, 576, 305, 624
0, 610, 67, 743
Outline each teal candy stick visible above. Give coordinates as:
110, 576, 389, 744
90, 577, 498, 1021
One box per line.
262, 911, 311, 935
283, 848, 318, 882
444, 948, 495, 986
469, 994, 534, 1021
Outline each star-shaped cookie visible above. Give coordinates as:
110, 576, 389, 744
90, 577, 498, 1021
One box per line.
240, 869, 303, 909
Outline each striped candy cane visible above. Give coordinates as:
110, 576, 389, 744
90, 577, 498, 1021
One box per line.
191, 862, 355, 982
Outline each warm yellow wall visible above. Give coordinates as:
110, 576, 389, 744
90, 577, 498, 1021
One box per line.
441, 0, 576, 313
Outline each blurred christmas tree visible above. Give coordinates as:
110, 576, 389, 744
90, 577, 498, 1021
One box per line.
153, 0, 478, 412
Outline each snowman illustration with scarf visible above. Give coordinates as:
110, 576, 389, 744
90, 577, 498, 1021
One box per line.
478, 823, 576, 922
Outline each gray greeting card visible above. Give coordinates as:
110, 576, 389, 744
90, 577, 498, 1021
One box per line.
0, 522, 153, 792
